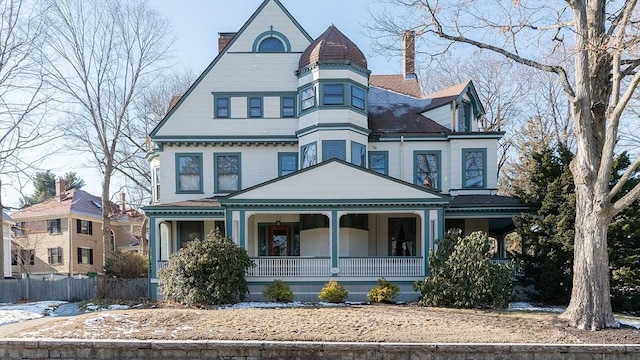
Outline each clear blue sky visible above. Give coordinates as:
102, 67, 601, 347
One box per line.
3, 0, 406, 208
151, 0, 402, 75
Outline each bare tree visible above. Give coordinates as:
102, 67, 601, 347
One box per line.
42, 0, 171, 269
371, 0, 640, 330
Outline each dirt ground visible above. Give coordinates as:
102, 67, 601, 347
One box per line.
5, 303, 640, 343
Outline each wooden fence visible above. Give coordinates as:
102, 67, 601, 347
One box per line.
0, 277, 148, 303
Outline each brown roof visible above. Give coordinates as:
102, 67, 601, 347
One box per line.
370, 75, 423, 98
421, 81, 469, 111
299, 25, 367, 69
11, 189, 127, 221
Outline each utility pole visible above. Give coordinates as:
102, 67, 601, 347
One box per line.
0, 179, 5, 279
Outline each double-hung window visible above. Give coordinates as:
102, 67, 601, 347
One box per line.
215, 97, 229, 118
300, 142, 317, 168
248, 97, 262, 117
322, 140, 346, 161
462, 149, 486, 188
323, 84, 344, 105
152, 167, 160, 202
176, 154, 203, 193
414, 151, 441, 190
48, 247, 63, 265
47, 219, 61, 234
282, 96, 296, 117
351, 86, 365, 110
351, 142, 366, 167
77, 219, 93, 235
301, 86, 315, 111
77, 248, 93, 265
369, 151, 388, 175
278, 153, 298, 176
215, 153, 241, 192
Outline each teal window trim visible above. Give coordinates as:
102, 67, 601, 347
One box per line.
368, 151, 388, 175
300, 142, 317, 168
322, 84, 344, 105
414, 150, 441, 191
278, 152, 298, 176
248, 97, 263, 118
252, 30, 291, 52
351, 86, 366, 110
322, 140, 346, 161
300, 85, 316, 112
462, 148, 487, 189
350, 141, 366, 167
214, 152, 242, 193
457, 100, 473, 131
175, 153, 203, 194
215, 97, 230, 118
281, 96, 296, 117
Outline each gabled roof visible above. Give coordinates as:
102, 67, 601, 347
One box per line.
10, 189, 124, 221
149, 0, 313, 138
222, 159, 449, 206
368, 87, 451, 135
370, 75, 423, 98
422, 80, 486, 115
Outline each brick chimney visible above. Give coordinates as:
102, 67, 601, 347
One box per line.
218, 32, 237, 53
55, 178, 66, 201
119, 192, 126, 213
402, 30, 416, 79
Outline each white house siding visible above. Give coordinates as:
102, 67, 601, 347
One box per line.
300, 228, 330, 256
339, 228, 368, 257
158, 144, 298, 203
210, 54, 300, 93
423, 105, 453, 130
449, 137, 498, 190
298, 68, 369, 87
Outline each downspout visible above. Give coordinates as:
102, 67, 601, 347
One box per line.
400, 135, 404, 180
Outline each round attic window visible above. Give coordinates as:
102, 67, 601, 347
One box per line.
258, 37, 285, 52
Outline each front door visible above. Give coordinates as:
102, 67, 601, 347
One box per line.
269, 225, 290, 256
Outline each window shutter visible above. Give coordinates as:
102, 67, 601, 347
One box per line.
77, 248, 82, 263
89, 249, 93, 265
47, 220, 52, 233
88, 221, 93, 235
76, 219, 81, 233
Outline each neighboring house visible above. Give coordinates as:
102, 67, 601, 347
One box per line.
2, 211, 12, 277
10, 180, 143, 277
143, 0, 527, 301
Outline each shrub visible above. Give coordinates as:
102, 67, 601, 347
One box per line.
263, 280, 295, 302
158, 230, 254, 306
414, 230, 513, 308
104, 250, 148, 278
318, 279, 349, 303
367, 278, 400, 303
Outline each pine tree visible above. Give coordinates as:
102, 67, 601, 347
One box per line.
20, 171, 85, 207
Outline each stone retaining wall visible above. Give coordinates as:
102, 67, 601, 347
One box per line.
0, 339, 638, 359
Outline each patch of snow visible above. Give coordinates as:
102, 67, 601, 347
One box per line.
617, 316, 640, 329
84, 314, 122, 326
0, 301, 67, 325
108, 304, 130, 310
508, 302, 565, 313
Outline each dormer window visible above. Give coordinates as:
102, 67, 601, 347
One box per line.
458, 101, 473, 132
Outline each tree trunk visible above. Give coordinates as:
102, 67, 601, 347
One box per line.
559, 183, 617, 330
101, 176, 111, 274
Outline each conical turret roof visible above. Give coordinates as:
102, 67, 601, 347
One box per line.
298, 25, 367, 69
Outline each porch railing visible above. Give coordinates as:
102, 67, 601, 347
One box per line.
156, 261, 168, 272
247, 257, 332, 277
339, 257, 423, 277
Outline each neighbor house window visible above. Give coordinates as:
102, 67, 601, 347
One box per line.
351, 86, 365, 110
176, 154, 202, 193
14, 222, 25, 236
300, 142, 317, 168
463, 149, 486, 188
77, 247, 93, 265
323, 84, 344, 105
76, 219, 93, 235
414, 151, 441, 190
300, 86, 316, 111
278, 152, 298, 176
322, 140, 346, 161
351, 142, 366, 167
248, 97, 262, 117
48, 247, 63, 265
215, 153, 241, 192
215, 97, 230, 118
12, 249, 34, 266
282, 96, 296, 117
369, 151, 388, 175
47, 219, 61, 234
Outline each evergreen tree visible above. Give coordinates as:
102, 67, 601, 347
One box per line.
512, 144, 575, 304
20, 171, 85, 207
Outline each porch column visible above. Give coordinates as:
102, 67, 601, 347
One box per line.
421, 210, 429, 276
148, 216, 157, 300
330, 210, 339, 274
